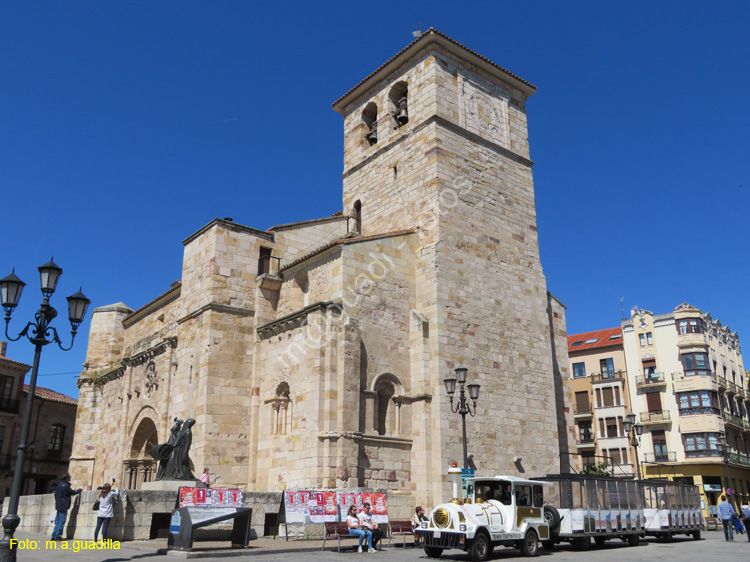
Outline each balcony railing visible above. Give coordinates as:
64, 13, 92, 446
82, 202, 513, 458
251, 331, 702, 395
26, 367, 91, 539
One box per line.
724, 413, 750, 430
577, 437, 595, 448
729, 453, 750, 467
640, 411, 671, 424
727, 381, 740, 395
635, 373, 667, 387
643, 451, 677, 463
590, 370, 626, 383
0, 398, 20, 414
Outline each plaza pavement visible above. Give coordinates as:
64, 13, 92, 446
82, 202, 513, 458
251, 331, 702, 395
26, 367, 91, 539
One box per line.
9, 527, 749, 562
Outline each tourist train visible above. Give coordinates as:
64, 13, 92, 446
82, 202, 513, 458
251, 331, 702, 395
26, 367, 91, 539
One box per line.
416, 467, 703, 561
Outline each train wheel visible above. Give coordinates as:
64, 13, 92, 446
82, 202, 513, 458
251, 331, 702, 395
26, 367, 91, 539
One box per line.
573, 537, 591, 550
627, 534, 640, 547
594, 536, 606, 547
543, 505, 561, 534
520, 529, 539, 557
424, 546, 443, 558
691, 530, 701, 540
541, 540, 555, 550
469, 531, 491, 562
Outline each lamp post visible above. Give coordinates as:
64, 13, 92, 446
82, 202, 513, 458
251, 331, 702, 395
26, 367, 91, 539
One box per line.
623, 412, 644, 479
443, 365, 480, 470
0, 260, 90, 562
717, 434, 732, 507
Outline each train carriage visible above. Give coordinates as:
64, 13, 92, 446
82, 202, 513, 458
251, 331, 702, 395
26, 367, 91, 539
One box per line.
641, 480, 702, 541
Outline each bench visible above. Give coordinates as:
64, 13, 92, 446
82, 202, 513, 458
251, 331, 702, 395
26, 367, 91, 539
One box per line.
705, 517, 719, 531
322, 522, 382, 552
387, 520, 416, 548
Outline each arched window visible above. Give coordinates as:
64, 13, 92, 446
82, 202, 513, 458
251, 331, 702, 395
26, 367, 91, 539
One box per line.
353, 200, 362, 235
270, 382, 292, 436
372, 374, 404, 436
389, 81, 408, 127
362, 102, 378, 146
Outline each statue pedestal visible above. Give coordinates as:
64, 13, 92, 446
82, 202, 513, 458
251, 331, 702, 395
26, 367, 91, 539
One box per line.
141, 479, 206, 491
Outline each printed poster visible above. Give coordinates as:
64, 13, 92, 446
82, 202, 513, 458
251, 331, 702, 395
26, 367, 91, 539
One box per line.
178, 487, 243, 508
283, 490, 310, 524
361, 492, 389, 524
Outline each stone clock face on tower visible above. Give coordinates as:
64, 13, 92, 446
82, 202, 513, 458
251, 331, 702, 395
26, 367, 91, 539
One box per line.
466, 90, 501, 136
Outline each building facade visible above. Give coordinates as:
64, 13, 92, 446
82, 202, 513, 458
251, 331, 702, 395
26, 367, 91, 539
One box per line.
69, 29, 575, 506
0, 341, 78, 501
622, 304, 749, 512
568, 328, 636, 476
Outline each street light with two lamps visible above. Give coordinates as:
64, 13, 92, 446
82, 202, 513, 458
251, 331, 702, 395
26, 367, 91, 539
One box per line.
0, 260, 90, 562
623, 412, 644, 479
717, 434, 733, 506
443, 365, 480, 471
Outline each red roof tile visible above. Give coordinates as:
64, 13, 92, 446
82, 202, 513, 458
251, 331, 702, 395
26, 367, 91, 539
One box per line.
567, 327, 623, 353
0, 356, 31, 369
332, 28, 535, 109
23, 384, 77, 406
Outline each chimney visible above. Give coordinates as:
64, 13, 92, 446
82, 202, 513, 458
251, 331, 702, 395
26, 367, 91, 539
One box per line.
0, 341, 6, 357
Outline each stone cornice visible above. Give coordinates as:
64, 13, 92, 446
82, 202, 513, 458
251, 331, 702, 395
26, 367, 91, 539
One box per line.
182, 218, 274, 246
122, 337, 178, 368
177, 303, 255, 325
257, 301, 342, 339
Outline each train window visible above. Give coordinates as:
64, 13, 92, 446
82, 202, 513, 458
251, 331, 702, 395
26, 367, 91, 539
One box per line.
533, 485, 544, 507
516, 485, 531, 507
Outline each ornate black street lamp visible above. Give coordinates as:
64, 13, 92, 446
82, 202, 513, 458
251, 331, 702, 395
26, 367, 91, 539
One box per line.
0, 260, 90, 562
717, 434, 733, 507
444, 365, 480, 470
623, 412, 643, 479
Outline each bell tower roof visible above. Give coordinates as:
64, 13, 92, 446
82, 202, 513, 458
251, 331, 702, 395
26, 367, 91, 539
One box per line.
332, 28, 535, 114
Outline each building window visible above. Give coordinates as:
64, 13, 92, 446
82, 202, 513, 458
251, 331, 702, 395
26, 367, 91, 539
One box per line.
652, 430, 669, 461
258, 247, 272, 275
646, 332, 653, 345
683, 432, 721, 457
269, 382, 292, 436
681, 352, 711, 376
49, 424, 65, 451
605, 417, 618, 438
570, 340, 584, 347
677, 318, 704, 334
581, 451, 595, 471
600, 358, 615, 378
639, 334, 645, 347
572, 362, 586, 378
677, 391, 719, 415
601, 387, 614, 407
574, 391, 590, 414
578, 421, 593, 443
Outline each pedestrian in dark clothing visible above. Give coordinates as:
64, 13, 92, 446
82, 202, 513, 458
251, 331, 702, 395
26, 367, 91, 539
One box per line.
741, 505, 750, 542
51, 473, 82, 540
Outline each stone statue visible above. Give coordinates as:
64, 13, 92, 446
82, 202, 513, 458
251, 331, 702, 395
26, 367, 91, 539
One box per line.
168, 418, 196, 480
151, 417, 195, 481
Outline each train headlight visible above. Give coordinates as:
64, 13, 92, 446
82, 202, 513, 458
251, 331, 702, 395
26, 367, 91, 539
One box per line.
433, 508, 450, 528
459, 524, 467, 532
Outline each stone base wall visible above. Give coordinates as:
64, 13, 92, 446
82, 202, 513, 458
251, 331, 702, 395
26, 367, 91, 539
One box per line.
3, 489, 414, 541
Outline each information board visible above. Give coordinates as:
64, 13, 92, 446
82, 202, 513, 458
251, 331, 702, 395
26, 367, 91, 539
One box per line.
178, 487, 243, 508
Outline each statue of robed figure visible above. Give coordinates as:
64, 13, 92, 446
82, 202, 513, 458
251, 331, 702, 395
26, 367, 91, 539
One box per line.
151, 417, 196, 481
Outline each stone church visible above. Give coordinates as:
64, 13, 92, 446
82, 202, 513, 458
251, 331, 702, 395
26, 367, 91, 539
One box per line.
69, 29, 575, 507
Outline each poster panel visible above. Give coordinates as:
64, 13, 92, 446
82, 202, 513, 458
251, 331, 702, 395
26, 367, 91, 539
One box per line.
178, 487, 243, 508
308, 491, 338, 523
284, 490, 311, 524
361, 492, 389, 524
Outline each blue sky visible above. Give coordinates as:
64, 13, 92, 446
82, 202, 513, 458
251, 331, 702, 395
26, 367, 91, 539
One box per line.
1, 1, 748, 399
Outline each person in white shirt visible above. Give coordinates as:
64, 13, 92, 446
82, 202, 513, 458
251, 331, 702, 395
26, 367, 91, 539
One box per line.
346, 505, 373, 553
357, 502, 383, 551
94, 480, 120, 542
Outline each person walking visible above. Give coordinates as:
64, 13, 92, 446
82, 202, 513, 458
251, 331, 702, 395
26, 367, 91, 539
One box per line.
740, 504, 750, 542
94, 480, 120, 542
346, 505, 373, 553
718, 495, 735, 542
51, 473, 82, 540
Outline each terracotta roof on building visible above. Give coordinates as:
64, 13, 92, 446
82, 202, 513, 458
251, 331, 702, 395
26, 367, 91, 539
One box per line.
0, 355, 31, 369
567, 327, 623, 353
332, 28, 535, 109
23, 384, 77, 406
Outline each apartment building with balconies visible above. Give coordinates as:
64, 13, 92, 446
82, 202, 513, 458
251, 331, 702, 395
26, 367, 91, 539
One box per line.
568, 327, 636, 477
622, 304, 749, 513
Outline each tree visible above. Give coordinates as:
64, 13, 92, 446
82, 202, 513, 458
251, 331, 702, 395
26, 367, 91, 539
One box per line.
582, 461, 612, 476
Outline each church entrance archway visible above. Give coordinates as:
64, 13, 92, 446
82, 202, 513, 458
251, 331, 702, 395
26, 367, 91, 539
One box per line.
123, 416, 158, 489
